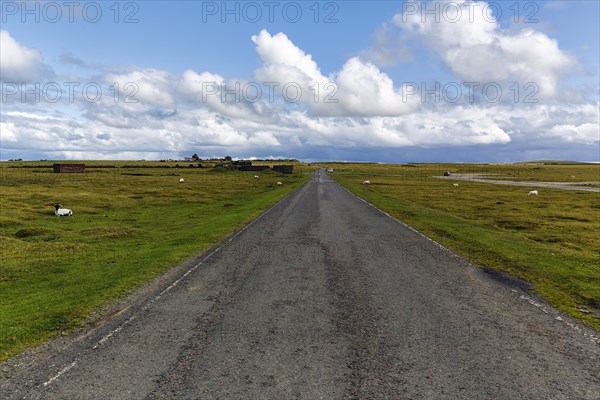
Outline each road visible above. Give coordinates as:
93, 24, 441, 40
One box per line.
435, 173, 600, 192
1, 170, 599, 399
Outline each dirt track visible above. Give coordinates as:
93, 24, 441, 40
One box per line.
435, 173, 600, 192
1, 171, 599, 399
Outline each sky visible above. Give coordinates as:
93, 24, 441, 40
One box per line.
0, 0, 599, 162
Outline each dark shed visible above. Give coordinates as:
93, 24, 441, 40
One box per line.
272, 165, 294, 174
53, 164, 85, 173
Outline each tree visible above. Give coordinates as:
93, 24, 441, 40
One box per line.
224, 156, 232, 162
191, 153, 200, 161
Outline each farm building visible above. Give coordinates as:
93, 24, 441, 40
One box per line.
53, 164, 85, 173
272, 165, 294, 174
238, 165, 270, 172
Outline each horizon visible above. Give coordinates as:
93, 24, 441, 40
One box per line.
2, 158, 599, 165
1, 1, 599, 162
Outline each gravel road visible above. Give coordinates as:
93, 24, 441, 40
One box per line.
435, 174, 600, 192
1, 170, 599, 399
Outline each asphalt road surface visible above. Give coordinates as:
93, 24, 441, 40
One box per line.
2, 171, 599, 399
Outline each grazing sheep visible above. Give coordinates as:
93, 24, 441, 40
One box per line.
528, 190, 538, 196
54, 204, 73, 217
277, 181, 283, 186
179, 178, 185, 183
362, 180, 371, 185
453, 183, 459, 188
570, 175, 576, 179
254, 175, 260, 179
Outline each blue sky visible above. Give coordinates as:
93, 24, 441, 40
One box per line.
1, 1, 599, 162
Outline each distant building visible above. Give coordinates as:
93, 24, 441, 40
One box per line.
272, 165, 294, 174
53, 163, 85, 173
238, 165, 270, 172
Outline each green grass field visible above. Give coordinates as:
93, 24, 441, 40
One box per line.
326, 163, 600, 332
0, 161, 311, 361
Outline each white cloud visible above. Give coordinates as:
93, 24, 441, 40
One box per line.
105, 69, 175, 108
333, 57, 419, 116
50, 151, 167, 160
547, 123, 600, 144
393, 1, 575, 98
252, 29, 419, 117
0, 122, 18, 142
0, 30, 45, 82
2, 97, 598, 160
252, 30, 324, 83
6, 111, 66, 121
275, 105, 511, 149
178, 69, 265, 120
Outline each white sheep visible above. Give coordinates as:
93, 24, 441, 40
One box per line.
254, 175, 260, 179
277, 181, 283, 186
54, 204, 73, 217
362, 180, 371, 185
179, 178, 185, 183
453, 183, 459, 188
528, 190, 538, 196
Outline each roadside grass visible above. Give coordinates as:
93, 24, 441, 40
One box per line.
327, 163, 600, 332
0, 161, 311, 361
